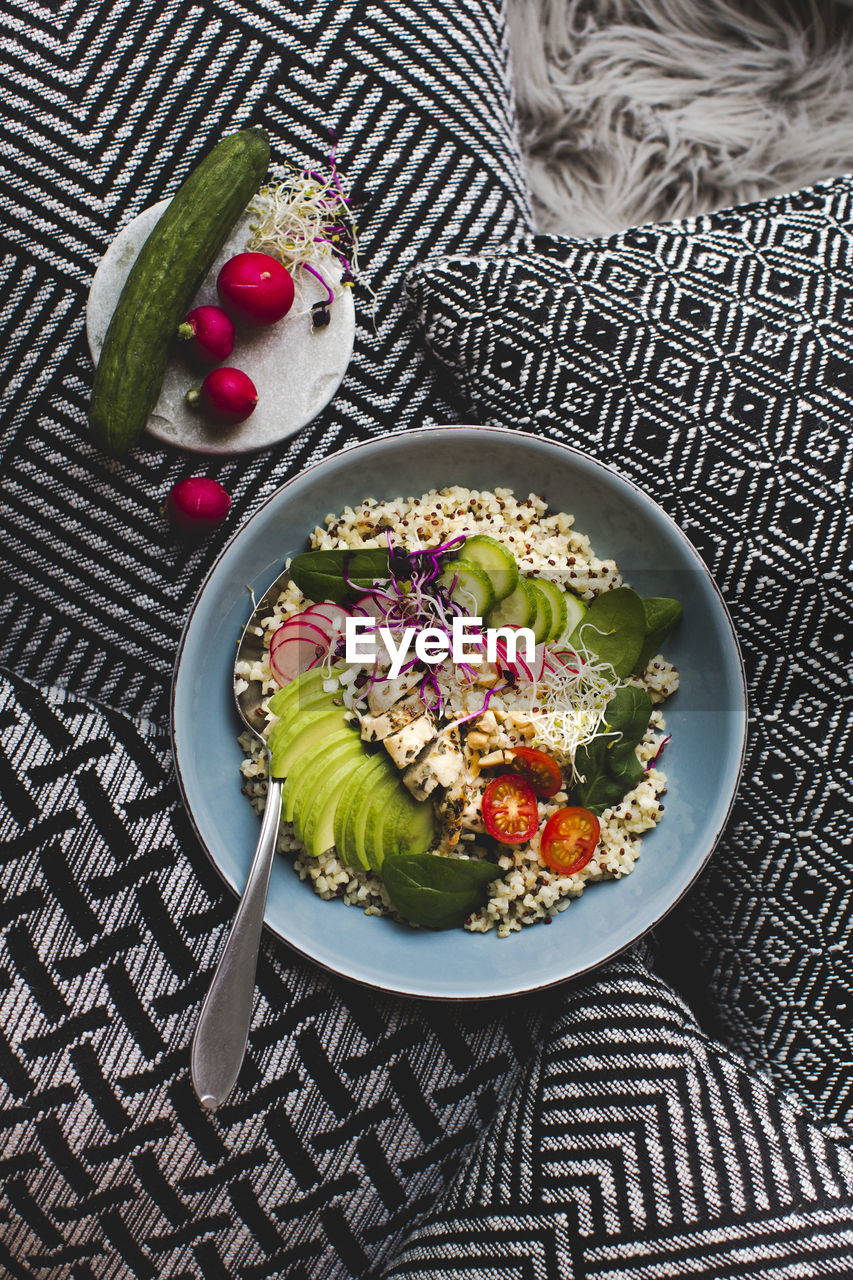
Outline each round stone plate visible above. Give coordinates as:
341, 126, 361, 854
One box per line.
87, 199, 355, 454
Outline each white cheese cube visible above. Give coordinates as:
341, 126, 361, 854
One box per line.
359, 696, 425, 742
383, 715, 436, 768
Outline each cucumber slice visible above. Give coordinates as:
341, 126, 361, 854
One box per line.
457, 535, 518, 602
486, 577, 536, 629
438, 560, 495, 616
563, 591, 588, 638
527, 581, 553, 644
530, 578, 567, 643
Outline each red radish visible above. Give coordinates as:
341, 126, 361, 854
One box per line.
177, 305, 235, 363
550, 649, 581, 674
493, 635, 535, 683
509, 642, 548, 682
186, 367, 258, 425
165, 477, 231, 536
270, 636, 326, 686
217, 252, 295, 326
273, 603, 351, 633
270, 619, 332, 653
527, 643, 548, 681
300, 603, 353, 633
353, 596, 386, 622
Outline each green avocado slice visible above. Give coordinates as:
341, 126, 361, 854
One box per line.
390, 791, 436, 858
271, 684, 335, 731
379, 786, 419, 860
335, 755, 390, 870
267, 667, 329, 718
269, 702, 353, 778
289, 736, 363, 840
283, 727, 361, 824
302, 747, 371, 859
360, 772, 405, 873
267, 664, 349, 727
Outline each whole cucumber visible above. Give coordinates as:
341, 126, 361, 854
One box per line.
89, 127, 270, 456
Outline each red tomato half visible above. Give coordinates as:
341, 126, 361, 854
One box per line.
540, 807, 600, 875
509, 746, 564, 797
482, 775, 539, 844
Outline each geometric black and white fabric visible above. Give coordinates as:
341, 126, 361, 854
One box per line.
5, 669, 853, 1277
0, 0, 532, 726
0, 0, 540, 1272
381, 947, 853, 1280
0, 668, 548, 1277
4, 0, 853, 1271
408, 193, 853, 1123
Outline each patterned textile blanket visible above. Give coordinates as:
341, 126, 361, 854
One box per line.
1, 0, 852, 1276
407, 195, 853, 1127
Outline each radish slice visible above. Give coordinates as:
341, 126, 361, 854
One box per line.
550, 648, 581, 674
270, 635, 327, 687
525, 643, 547, 681
493, 636, 535, 683
512, 651, 535, 682
527, 644, 583, 682
352, 595, 386, 622
270, 618, 332, 654
301, 603, 353, 633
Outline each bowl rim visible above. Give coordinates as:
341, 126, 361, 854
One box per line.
171, 423, 748, 999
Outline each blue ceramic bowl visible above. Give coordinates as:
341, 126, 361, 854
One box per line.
172, 426, 747, 999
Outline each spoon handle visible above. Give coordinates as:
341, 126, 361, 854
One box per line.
190, 775, 283, 1110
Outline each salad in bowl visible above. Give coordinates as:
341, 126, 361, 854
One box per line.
237, 485, 682, 934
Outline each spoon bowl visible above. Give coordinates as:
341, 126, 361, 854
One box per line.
234, 568, 292, 739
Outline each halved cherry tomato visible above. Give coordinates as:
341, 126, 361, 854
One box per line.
540, 807, 600, 875
509, 746, 563, 798
482, 774, 539, 844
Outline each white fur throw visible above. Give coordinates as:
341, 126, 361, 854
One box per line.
510, 0, 853, 234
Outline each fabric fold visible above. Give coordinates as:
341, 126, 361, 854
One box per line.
381, 949, 853, 1279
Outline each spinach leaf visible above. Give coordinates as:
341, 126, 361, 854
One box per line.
382, 852, 501, 930
571, 685, 653, 815
633, 597, 683, 674
568, 586, 646, 677
289, 548, 390, 604
606, 683, 653, 745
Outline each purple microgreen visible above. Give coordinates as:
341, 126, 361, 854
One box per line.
442, 682, 510, 736
301, 262, 335, 306
246, 141, 372, 314
645, 733, 671, 773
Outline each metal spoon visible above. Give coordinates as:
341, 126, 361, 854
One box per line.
190, 568, 291, 1111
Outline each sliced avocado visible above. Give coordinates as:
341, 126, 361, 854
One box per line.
341, 756, 395, 871
283, 727, 361, 823
269, 702, 353, 778
272, 684, 335, 728
268, 692, 336, 764
360, 772, 404, 872
302, 747, 371, 859
267, 666, 326, 713
267, 666, 334, 720
289, 737, 361, 834
378, 785, 418, 860
267, 688, 332, 760
344, 758, 397, 871
335, 755, 390, 869
389, 790, 436, 858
